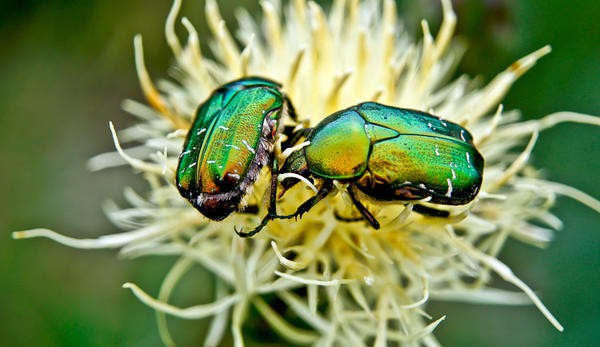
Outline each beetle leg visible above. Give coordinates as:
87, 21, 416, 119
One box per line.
412, 204, 450, 218
235, 210, 275, 237
236, 153, 281, 237
347, 187, 381, 230
333, 210, 366, 223
276, 179, 336, 221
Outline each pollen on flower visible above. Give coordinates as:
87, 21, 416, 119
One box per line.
13, 0, 600, 346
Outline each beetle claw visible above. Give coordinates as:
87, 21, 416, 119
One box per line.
235, 212, 281, 238
234, 225, 248, 237
235, 224, 262, 238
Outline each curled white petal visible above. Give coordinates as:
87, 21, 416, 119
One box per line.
123, 282, 239, 319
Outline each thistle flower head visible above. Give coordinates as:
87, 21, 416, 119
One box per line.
14, 0, 600, 345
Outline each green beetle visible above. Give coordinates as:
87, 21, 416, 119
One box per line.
176, 77, 296, 221
241, 102, 483, 235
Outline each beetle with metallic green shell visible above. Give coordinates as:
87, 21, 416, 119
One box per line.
176, 77, 296, 221
239, 102, 484, 236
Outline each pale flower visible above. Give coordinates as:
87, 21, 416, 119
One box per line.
14, 0, 600, 346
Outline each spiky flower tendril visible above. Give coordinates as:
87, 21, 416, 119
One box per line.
13, 0, 600, 346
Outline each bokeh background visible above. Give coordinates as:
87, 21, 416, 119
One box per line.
2, 0, 598, 345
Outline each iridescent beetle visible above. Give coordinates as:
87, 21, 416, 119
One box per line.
239, 102, 484, 236
176, 77, 296, 221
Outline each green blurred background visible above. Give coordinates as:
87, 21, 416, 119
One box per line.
2, 0, 598, 345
